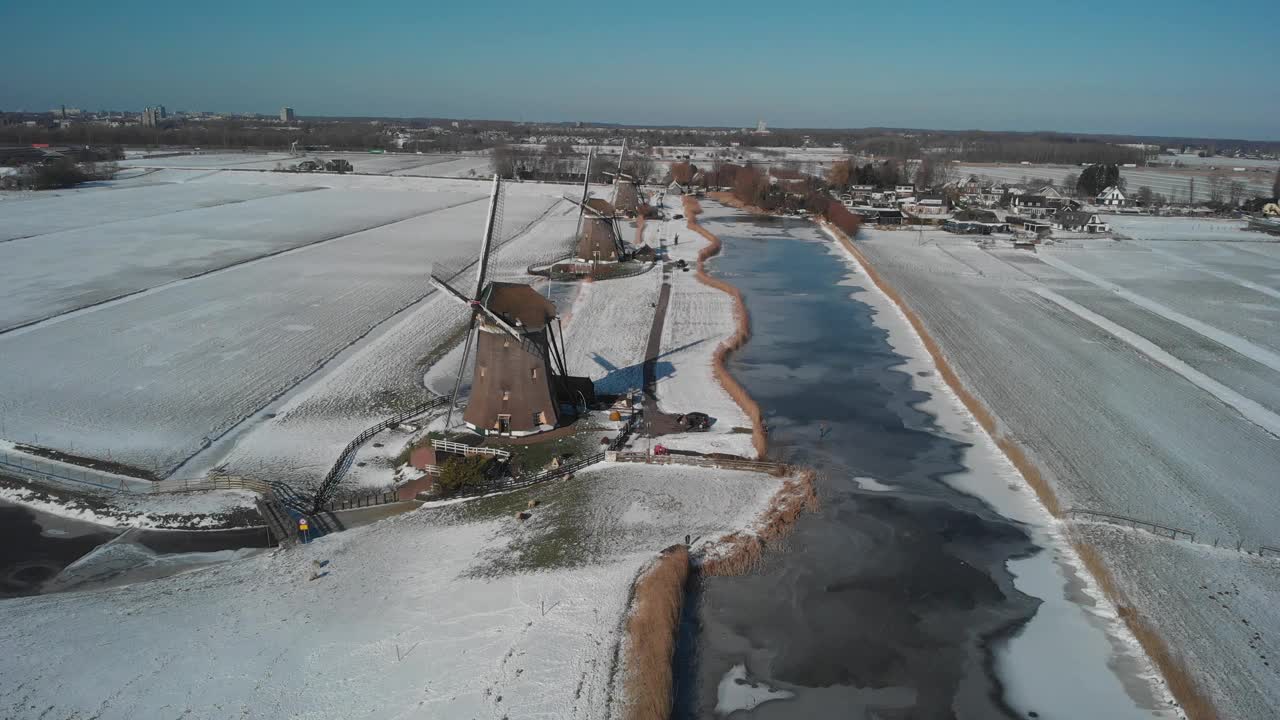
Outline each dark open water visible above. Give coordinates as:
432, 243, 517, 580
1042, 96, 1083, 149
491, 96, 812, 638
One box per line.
674, 214, 1041, 718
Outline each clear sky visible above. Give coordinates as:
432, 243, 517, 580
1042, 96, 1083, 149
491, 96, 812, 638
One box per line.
3, 0, 1277, 140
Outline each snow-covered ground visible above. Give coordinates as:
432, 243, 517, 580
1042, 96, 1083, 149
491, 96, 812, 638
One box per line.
117, 150, 495, 178
1076, 523, 1280, 720
0, 477, 257, 529
650, 201, 761, 457
1104, 214, 1262, 242
0, 462, 781, 720
213, 198, 582, 490
851, 225, 1280, 714
957, 163, 1274, 203
0, 173, 578, 477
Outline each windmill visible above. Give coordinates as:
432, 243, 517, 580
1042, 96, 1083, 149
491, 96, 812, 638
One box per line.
602, 138, 644, 216
563, 147, 625, 267
432, 175, 586, 436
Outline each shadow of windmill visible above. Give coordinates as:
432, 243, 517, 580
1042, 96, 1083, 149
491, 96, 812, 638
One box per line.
589, 338, 708, 397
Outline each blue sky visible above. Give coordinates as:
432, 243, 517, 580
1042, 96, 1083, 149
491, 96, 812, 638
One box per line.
3, 0, 1277, 139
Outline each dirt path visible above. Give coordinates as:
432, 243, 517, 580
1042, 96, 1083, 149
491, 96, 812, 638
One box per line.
640, 265, 684, 436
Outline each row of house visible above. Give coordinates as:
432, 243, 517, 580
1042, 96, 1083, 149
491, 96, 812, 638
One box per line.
950, 175, 1132, 211
1003, 211, 1110, 234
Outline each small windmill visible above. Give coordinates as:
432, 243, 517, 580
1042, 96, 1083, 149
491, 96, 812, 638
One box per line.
562, 148, 625, 267
602, 139, 643, 215
432, 175, 581, 436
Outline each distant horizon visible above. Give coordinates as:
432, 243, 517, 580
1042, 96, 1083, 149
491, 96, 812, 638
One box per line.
3, 1, 1277, 142
11, 107, 1279, 145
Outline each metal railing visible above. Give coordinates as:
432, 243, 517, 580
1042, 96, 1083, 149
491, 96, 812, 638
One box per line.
0, 449, 141, 492
1063, 508, 1195, 541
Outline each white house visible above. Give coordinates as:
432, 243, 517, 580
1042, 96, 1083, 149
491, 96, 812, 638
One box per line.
1053, 211, 1110, 233
1097, 186, 1128, 207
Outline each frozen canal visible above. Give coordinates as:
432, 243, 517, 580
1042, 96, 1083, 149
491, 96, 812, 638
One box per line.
675, 206, 1173, 719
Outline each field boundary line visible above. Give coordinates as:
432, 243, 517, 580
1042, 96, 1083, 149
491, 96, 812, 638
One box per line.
0, 194, 490, 338
1033, 287, 1280, 438
1037, 252, 1280, 374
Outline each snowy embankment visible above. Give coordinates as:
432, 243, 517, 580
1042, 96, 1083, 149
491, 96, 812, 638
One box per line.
0, 476, 257, 530
0, 462, 781, 720
647, 202, 755, 457
846, 225, 1280, 717
1074, 523, 1280, 720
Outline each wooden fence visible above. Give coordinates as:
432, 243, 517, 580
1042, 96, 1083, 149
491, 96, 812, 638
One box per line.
309, 396, 448, 513
607, 451, 789, 475
150, 475, 272, 495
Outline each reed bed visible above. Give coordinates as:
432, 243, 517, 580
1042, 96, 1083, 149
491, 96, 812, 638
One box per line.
699, 469, 818, 577
621, 544, 691, 720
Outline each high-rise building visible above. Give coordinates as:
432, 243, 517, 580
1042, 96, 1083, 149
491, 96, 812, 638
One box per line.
141, 106, 167, 127
280, 106, 295, 122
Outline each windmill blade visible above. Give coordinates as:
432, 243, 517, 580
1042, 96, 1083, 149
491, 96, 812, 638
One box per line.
575, 148, 595, 241
562, 195, 612, 220
474, 303, 526, 343
430, 274, 476, 307
473, 174, 502, 299
443, 315, 478, 430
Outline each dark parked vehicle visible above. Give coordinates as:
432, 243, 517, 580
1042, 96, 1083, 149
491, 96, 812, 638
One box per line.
676, 412, 712, 431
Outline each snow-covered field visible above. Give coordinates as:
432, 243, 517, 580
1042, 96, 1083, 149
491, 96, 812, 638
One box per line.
118, 150, 494, 178
957, 163, 1274, 203
1076, 523, 1280, 720
0, 462, 781, 720
852, 226, 1280, 714
1104, 214, 1260, 242
0, 172, 579, 477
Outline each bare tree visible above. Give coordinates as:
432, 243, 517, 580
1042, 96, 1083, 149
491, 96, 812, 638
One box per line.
1229, 181, 1246, 207
1062, 172, 1080, 196
624, 154, 656, 184
828, 159, 853, 188
1208, 171, 1226, 204
491, 144, 518, 178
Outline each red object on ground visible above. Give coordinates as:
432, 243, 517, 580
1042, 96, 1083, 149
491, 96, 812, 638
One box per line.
654, 444, 669, 455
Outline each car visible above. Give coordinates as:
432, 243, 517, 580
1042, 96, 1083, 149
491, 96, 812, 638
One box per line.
675, 411, 712, 431
673, 213, 684, 220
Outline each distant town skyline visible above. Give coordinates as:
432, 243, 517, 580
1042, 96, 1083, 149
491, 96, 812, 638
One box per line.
2, 0, 1277, 141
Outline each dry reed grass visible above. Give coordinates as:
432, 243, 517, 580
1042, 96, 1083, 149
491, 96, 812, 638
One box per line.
699, 469, 818, 576
682, 196, 768, 460
622, 544, 691, 720
1072, 540, 1219, 720
705, 190, 769, 215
